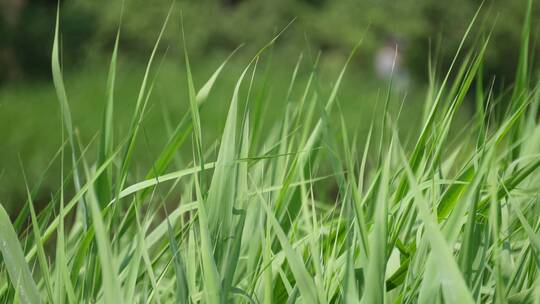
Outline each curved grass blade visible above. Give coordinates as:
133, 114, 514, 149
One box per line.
0, 204, 41, 304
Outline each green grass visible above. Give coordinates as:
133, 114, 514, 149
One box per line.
0, 2, 539, 303
0, 46, 431, 209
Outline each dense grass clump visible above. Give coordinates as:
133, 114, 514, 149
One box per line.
1, 2, 540, 303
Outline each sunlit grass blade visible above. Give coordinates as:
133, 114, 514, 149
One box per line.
85, 168, 123, 304
51, 5, 86, 228
258, 192, 319, 303
398, 145, 475, 304
144, 47, 239, 188
0, 204, 41, 304
360, 141, 391, 304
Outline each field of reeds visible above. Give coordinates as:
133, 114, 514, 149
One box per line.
1, 1, 540, 303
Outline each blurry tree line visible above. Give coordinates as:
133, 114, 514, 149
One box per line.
0, 0, 538, 84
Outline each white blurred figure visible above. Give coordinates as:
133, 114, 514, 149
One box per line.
374, 38, 410, 92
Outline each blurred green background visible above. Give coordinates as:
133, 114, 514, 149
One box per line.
0, 0, 538, 208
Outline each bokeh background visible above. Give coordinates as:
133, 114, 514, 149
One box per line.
1, 0, 539, 210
